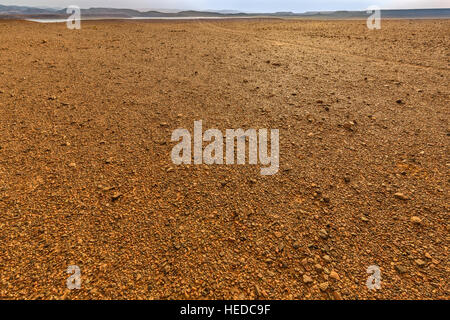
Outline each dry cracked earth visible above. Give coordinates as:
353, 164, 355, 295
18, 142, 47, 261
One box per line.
0, 19, 448, 300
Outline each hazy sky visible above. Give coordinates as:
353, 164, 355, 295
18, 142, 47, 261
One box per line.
1, 0, 449, 11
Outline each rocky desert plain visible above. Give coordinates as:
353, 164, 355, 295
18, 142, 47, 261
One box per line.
0, 18, 448, 299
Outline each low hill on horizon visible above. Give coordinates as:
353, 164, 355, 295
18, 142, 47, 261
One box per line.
0, 5, 449, 19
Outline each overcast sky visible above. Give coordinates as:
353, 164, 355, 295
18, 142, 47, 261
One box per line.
1, 0, 449, 11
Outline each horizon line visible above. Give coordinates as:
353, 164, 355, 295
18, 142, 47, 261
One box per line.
1, 4, 450, 13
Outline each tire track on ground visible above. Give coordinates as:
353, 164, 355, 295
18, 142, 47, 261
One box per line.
198, 21, 449, 73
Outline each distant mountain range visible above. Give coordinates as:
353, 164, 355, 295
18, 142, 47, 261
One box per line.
0, 5, 449, 19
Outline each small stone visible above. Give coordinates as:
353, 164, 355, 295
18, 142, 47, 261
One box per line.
332, 291, 342, 300
318, 229, 329, 239
274, 231, 282, 238
68, 162, 76, 168
361, 216, 369, 222
329, 270, 340, 280
425, 253, 432, 259
293, 241, 301, 249
415, 259, 426, 267
319, 282, 329, 291
323, 255, 331, 262
343, 122, 355, 131
303, 275, 313, 284
395, 264, 407, 274
410, 216, 422, 224
314, 264, 323, 272
394, 192, 409, 200
111, 192, 122, 201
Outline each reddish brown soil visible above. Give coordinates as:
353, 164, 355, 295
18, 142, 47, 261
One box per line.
0, 19, 448, 300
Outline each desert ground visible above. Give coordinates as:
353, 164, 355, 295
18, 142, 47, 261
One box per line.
0, 18, 448, 300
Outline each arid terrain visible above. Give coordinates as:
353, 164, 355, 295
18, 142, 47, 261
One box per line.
0, 18, 448, 300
